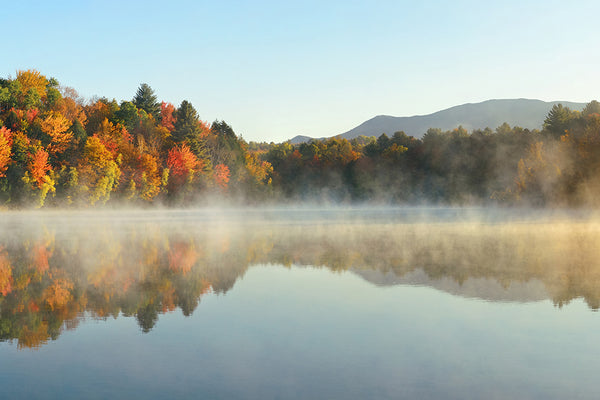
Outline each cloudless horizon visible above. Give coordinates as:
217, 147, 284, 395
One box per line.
3, 0, 600, 143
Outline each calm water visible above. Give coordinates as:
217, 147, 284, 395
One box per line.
1, 208, 600, 399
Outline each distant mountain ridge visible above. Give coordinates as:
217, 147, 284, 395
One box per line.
350, 268, 548, 303
289, 99, 586, 143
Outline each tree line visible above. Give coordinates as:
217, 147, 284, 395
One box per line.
2, 69, 600, 207
0, 70, 273, 207
262, 101, 600, 206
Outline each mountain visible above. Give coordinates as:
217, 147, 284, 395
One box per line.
291, 99, 587, 143
350, 268, 548, 303
289, 135, 314, 144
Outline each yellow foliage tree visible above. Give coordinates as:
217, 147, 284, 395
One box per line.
41, 111, 73, 156
16, 69, 48, 100
79, 136, 121, 205
139, 153, 162, 201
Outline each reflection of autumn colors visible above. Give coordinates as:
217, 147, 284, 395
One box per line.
3, 213, 600, 348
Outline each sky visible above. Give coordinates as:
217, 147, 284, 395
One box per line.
3, 0, 600, 143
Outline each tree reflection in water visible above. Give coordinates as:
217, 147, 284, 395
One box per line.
1, 210, 600, 348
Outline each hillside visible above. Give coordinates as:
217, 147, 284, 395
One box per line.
290, 99, 586, 143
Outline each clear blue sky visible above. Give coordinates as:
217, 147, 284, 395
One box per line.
3, 0, 600, 142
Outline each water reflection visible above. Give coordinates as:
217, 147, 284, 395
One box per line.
1, 209, 600, 348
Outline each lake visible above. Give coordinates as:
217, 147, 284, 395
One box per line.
1, 207, 600, 399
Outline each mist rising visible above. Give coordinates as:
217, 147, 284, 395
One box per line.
2, 207, 600, 348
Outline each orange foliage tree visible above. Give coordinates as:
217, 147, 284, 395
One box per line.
28, 148, 51, 188
160, 102, 176, 132
120, 151, 162, 201
93, 118, 132, 158
41, 111, 73, 156
55, 92, 87, 126
166, 144, 203, 189
0, 126, 13, 177
26, 108, 39, 124
213, 163, 230, 189
23, 147, 56, 207
198, 120, 212, 138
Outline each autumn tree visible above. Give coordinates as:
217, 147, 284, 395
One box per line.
213, 164, 230, 189
22, 147, 56, 207
0, 126, 13, 177
28, 148, 51, 187
84, 98, 119, 135
16, 70, 48, 105
166, 144, 203, 195
41, 111, 73, 158
160, 102, 176, 132
139, 154, 162, 200
54, 88, 87, 126
120, 150, 162, 202
78, 136, 121, 205
244, 152, 273, 187
92, 118, 132, 158
128, 111, 170, 157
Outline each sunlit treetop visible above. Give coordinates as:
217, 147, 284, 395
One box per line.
133, 83, 160, 119
16, 69, 48, 101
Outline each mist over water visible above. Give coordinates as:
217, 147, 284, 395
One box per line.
2, 207, 600, 337
2, 207, 600, 399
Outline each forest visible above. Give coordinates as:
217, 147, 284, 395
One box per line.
2, 69, 600, 207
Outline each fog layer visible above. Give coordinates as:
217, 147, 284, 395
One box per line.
1, 208, 599, 348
